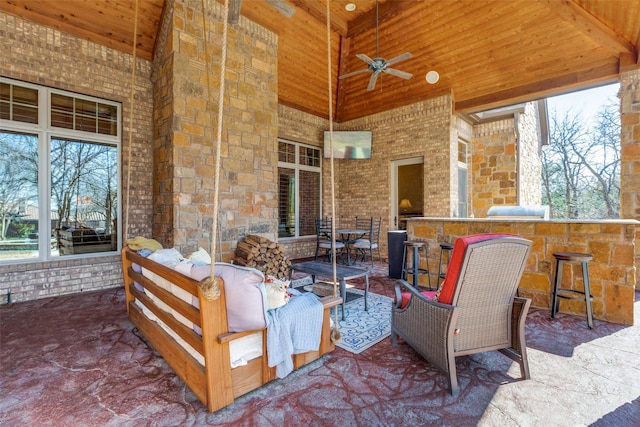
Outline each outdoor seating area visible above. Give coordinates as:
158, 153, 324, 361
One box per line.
314, 216, 382, 267
2, 257, 639, 425
2, 1, 640, 425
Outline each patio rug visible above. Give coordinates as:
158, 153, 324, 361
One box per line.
333, 289, 392, 354
292, 278, 392, 354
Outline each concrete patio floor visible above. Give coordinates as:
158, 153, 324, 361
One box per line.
1, 260, 639, 426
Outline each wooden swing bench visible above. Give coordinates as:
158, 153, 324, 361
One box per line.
121, 246, 342, 412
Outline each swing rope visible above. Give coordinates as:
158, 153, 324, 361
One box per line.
124, 0, 139, 243
326, 0, 341, 344
199, 0, 229, 300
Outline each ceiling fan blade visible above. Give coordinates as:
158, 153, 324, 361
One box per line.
367, 72, 380, 91
385, 52, 412, 67
264, 0, 295, 18
339, 69, 371, 79
384, 68, 413, 79
227, 0, 242, 24
356, 54, 376, 66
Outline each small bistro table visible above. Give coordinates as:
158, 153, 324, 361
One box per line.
289, 260, 369, 320
336, 228, 368, 265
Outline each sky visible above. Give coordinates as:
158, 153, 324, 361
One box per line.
546, 83, 620, 121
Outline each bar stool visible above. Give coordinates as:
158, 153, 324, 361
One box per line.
551, 252, 594, 329
437, 242, 454, 285
402, 241, 431, 289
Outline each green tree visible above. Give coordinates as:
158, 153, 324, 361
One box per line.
542, 98, 620, 219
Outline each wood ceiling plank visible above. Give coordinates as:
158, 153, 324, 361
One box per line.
455, 59, 620, 113
289, 0, 349, 36
540, 0, 634, 54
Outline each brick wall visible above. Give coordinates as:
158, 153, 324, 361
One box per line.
0, 12, 154, 302
518, 102, 543, 206
278, 95, 455, 260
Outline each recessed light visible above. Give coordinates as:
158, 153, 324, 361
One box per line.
345, 3, 356, 12
425, 71, 440, 84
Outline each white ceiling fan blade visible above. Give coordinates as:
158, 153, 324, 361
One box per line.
356, 54, 376, 66
339, 69, 371, 79
384, 68, 413, 79
264, 0, 295, 18
385, 52, 412, 67
367, 72, 380, 91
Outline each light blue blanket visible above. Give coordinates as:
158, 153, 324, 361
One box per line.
266, 292, 323, 378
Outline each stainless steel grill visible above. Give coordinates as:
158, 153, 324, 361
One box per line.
486, 205, 549, 220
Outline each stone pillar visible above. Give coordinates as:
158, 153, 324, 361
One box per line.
152, 0, 279, 259
619, 69, 640, 287
620, 69, 640, 220
471, 119, 518, 217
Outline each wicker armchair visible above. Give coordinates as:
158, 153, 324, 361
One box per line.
391, 234, 532, 396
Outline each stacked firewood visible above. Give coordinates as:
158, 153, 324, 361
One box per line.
232, 234, 291, 279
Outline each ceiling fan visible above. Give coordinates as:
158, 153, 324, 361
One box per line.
227, 0, 295, 24
339, 0, 413, 91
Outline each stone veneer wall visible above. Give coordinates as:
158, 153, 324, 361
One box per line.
408, 218, 636, 325
152, 0, 279, 260
471, 119, 518, 217
619, 69, 640, 285
0, 12, 154, 302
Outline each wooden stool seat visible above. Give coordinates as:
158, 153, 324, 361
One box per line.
551, 251, 594, 328
402, 241, 431, 289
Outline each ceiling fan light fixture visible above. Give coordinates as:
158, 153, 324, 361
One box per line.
345, 3, 356, 11
426, 71, 440, 84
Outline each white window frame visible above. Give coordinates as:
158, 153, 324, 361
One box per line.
277, 138, 322, 239
0, 77, 121, 263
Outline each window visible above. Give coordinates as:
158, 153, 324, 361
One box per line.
0, 78, 120, 262
458, 140, 468, 217
278, 139, 321, 238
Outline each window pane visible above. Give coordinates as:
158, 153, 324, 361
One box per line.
51, 94, 74, 129
458, 141, 467, 163
278, 167, 295, 238
97, 104, 118, 136
300, 146, 320, 167
0, 83, 38, 124
299, 169, 320, 236
278, 141, 295, 163
51, 138, 118, 256
0, 131, 40, 260
458, 166, 468, 217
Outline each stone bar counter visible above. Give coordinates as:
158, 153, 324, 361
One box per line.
406, 217, 638, 325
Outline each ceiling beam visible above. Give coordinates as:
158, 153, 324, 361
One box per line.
289, 0, 348, 36
620, 52, 640, 72
455, 61, 620, 113
540, 0, 634, 55
335, 36, 351, 123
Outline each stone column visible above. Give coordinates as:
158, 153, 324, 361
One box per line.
152, 0, 279, 259
619, 69, 640, 287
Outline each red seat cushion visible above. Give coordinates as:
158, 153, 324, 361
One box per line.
399, 291, 437, 309
436, 233, 519, 305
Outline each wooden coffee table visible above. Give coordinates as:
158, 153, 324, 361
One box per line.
290, 260, 369, 320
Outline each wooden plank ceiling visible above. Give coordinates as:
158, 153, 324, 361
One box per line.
2, 0, 639, 123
